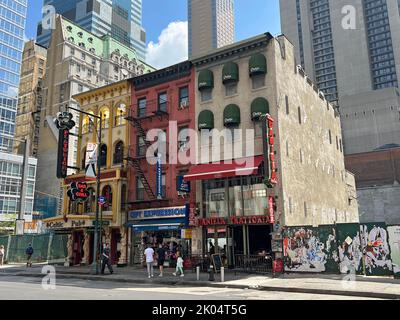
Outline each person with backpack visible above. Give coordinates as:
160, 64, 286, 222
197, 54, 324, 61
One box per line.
26, 243, 33, 267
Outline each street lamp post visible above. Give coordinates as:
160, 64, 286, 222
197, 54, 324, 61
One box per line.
68, 106, 102, 275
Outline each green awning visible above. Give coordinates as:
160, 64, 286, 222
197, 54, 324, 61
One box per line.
224, 104, 241, 127
222, 61, 239, 84
198, 70, 214, 90
251, 98, 270, 121
198, 110, 214, 130
249, 53, 267, 76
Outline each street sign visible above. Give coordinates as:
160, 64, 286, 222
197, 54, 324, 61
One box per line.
92, 221, 110, 227
98, 196, 106, 206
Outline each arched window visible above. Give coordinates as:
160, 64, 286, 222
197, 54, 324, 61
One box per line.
84, 188, 95, 213
115, 103, 126, 126
82, 111, 94, 133
113, 141, 124, 164
121, 184, 127, 211
99, 107, 110, 129
100, 144, 107, 167
102, 185, 113, 211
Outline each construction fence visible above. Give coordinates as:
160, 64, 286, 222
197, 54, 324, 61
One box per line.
0, 233, 68, 264
283, 223, 400, 278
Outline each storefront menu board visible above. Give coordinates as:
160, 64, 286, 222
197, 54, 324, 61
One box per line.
211, 254, 222, 273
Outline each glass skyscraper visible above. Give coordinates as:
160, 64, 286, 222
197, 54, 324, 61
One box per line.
0, 0, 27, 151
37, 0, 146, 59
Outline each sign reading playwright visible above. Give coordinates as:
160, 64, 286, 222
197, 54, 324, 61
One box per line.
129, 206, 187, 220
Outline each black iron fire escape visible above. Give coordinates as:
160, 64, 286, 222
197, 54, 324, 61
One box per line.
125, 101, 169, 201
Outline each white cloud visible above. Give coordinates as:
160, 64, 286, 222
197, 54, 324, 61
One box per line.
146, 21, 188, 69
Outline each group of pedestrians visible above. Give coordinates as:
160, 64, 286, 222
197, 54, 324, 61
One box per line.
144, 243, 184, 278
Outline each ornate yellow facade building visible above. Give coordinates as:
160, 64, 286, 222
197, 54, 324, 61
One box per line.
43, 80, 130, 266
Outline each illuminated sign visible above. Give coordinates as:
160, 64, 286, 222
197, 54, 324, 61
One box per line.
67, 182, 90, 202
129, 206, 187, 220
197, 215, 274, 226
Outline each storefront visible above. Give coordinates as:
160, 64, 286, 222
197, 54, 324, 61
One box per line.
127, 206, 192, 265
184, 156, 276, 268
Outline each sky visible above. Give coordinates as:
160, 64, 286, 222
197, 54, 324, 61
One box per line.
26, 0, 281, 68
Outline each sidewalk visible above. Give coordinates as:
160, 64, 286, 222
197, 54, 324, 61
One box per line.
1, 264, 400, 299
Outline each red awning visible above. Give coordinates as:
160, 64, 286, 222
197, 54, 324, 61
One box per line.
184, 156, 264, 181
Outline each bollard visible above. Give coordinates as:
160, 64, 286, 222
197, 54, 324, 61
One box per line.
208, 266, 215, 281
196, 266, 200, 281
221, 267, 224, 282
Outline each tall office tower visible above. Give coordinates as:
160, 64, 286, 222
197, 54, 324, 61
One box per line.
36, 0, 147, 59
14, 41, 47, 157
280, 0, 400, 154
188, 0, 235, 57
0, 0, 27, 151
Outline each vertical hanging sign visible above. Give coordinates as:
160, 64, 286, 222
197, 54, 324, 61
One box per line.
268, 196, 275, 224
263, 114, 277, 188
55, 112, 75, 179
156, 153, 162, 199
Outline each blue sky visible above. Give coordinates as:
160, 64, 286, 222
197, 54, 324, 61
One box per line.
26, 0, 281, 43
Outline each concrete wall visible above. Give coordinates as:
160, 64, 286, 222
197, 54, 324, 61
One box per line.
274, 36, 359, 226
357, 185, 400, 225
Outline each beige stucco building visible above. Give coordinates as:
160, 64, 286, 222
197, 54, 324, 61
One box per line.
14, 40, 47, 156
186, 33, 359, 262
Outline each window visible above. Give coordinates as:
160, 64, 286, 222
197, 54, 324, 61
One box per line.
70, 47, 75, 56
158, 92, 167, 112
201, 88, 212, 102
179, 86, 189, 108
304, 202, 308, 217
178, 127, 189, 151
137, 136, 146, 157
92, 59, 96, 66
138, 98, 146, 117
99, 108, 110, 129
100, 144, 107, 167
254, 121, 263, 138
115, 104, 126, 126
136, 177, 144, 201
252, 74, 265, 89
298, 106, 302, 124
285, 96, 289, 115
113, 141, 124, 165
225, 83, 237, 96
328, 130, 332, 144
78, 84, 83, 92
102, 185, 113, 211
162, 173, 167, 198
121, 185, 127, 211
81, 53, 86, 60
81, 147, 87, 170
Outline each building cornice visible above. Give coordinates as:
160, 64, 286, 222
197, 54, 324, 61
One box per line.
191, 33, 274, 67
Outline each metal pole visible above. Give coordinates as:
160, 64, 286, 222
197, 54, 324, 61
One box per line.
221, 267, 225, 282
16, 138, 30, 235
196, 266, 200, 281
92, 117, 102, 275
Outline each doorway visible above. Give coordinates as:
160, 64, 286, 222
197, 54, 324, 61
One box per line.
72, 231, 84, 265
248, 225, 272, 255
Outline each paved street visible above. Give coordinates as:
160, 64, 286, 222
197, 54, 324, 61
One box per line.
0, 275, 382, 300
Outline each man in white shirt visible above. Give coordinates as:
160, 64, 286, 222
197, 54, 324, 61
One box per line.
144, 244, 155, 278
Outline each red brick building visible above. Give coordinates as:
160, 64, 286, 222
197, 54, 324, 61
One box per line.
125, 61, 196, 263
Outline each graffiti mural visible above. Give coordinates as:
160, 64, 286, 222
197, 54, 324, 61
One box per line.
336, 224, 363, 275
283, 227, 328, 272
360, 223, 392, 276
387, 226, 400, 278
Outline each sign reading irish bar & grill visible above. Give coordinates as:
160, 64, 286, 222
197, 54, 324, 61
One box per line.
197, 215, 273, 226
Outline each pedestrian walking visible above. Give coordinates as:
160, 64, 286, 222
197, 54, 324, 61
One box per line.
101, 243, 114, 275
173, 251, 184, 277
25, 243, 33, 267
144, 244, 155, 278
0, 245, 4, 267
156, 243, 166, 277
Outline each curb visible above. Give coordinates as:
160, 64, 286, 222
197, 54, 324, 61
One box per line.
1, 272, 399, 300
